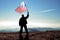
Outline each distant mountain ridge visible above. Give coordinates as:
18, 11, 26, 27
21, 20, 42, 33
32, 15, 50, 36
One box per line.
0, 27, 60, 32
28, 28, 60, 32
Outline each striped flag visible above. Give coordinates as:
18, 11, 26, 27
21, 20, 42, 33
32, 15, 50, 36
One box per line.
15, 2, 27, 13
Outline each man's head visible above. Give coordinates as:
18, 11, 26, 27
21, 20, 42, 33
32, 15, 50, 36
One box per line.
22, 14, 24, 17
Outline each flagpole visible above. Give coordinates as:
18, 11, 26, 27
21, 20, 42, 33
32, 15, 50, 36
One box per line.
25, 2, 29, 12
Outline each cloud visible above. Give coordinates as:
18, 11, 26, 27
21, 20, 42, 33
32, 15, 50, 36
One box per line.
28, 21, 60, 28
40, 9, 56, 13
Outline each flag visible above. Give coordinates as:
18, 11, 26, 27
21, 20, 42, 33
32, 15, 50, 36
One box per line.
15, 2, 27, 13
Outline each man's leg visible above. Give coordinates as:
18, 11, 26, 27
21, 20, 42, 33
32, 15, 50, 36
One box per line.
24, 25, 29, 40
24, 25, 28, 35
20, 25, 23, 35
19, 25, 23, 40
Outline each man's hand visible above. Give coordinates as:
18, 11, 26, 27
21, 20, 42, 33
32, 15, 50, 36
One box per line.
27, 11, 29, 15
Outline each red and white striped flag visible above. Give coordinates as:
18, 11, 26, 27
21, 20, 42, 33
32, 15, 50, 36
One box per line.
15, 2, 27, 13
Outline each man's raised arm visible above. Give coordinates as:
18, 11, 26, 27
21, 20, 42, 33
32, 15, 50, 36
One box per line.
25, 12, 29, 19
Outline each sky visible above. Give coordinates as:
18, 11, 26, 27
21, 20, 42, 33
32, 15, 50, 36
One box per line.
0, 0, 60, 29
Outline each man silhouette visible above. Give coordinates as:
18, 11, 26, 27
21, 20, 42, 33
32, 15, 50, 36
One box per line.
19, 12, 29, 40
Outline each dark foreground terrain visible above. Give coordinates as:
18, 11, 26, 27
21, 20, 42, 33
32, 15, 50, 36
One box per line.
0, 31, 60, 40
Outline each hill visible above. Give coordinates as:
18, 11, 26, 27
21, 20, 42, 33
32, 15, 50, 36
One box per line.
0, 31, 60, 40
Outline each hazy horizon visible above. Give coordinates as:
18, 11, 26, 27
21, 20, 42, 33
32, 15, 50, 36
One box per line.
0, 26, 60, 32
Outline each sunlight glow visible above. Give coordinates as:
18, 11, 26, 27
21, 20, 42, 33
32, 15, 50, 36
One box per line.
0, 21, 60, 28
0, 21, 18, 26
28, 22, 60, 28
